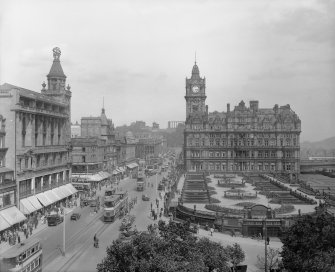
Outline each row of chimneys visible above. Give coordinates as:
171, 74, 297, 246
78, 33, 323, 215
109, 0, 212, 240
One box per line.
226, 101, 259, 112
225, 101, 283, 114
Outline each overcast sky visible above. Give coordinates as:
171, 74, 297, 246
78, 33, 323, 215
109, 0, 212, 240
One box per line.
1, 0, 334, 142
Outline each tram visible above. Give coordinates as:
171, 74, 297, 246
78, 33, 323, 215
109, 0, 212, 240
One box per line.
103, 191, 128, 222
0, 238, 42, 272
104, 188, 116, 197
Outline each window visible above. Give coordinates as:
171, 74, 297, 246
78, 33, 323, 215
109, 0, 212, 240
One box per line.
286, 164, 291, 171
264, 139, 269, 146
216, 152, 220, 157
202, 139, 205, 146
280, 139, 283, 146
258, 152, 263, 158
221, 152, 226, 157
293, 138, 297, 146
264, 151, 269, 158
22, 116, 26, 147
210, 140, 214, 146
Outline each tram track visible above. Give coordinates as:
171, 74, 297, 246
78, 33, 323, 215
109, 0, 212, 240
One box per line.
43, 210, 102, 266
54, 221, 111, 272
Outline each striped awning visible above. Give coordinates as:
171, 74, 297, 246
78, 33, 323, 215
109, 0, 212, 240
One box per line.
0, 206, 27, 226
20, 198, 37, 214
26, 195, 43, 211
36, 192, 53, 206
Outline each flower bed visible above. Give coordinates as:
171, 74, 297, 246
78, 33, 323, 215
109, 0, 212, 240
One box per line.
273, 204, 295, 214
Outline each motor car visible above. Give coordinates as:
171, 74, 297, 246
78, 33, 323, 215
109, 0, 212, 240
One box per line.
47, 214, 64, 226
71, 213, 81, 221
142, 194, 150, 201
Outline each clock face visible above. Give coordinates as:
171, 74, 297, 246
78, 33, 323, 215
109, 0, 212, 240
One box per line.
192, 86, 199, 93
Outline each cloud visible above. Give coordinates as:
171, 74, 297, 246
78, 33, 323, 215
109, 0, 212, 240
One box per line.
267, 0, 335, 45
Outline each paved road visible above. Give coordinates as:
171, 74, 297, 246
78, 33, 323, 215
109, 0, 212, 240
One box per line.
43, 172, 166, 272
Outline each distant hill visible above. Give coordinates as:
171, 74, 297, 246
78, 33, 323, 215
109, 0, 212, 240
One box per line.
301, 136, 335, 158
301, 136, 335, 150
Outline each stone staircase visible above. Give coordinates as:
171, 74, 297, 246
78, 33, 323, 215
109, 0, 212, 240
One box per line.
181, 173, 211, 203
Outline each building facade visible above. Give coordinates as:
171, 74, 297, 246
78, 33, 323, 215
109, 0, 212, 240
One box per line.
135, 137, 167, 160
0, 48, 75, 220
168, 121, 185, 129
71, 137, 111, 190
80, 108, 118, 173
0, 115, 16, 212
71, 121, 81, 138
184, 62, 301, 179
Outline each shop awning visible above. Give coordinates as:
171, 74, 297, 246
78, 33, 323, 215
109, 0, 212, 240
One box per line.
59, 184, 73, 196
112, 170, 120, 175
99, 171, 111, 180
20, 198, 37, 214
126, 163, 138, 169
36, 192, 53, 207
44, 190, 61, 203
26, 195, 43, 211
0, 206, 27, 226
117, 167, 125, 173
52, 187, 67, 199
65, 183, 78, 194
59, 186, 71, 197
90, 173, 104, 182
0, 213, 11, 232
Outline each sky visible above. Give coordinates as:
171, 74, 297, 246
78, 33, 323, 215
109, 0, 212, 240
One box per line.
0, 0, 334, 142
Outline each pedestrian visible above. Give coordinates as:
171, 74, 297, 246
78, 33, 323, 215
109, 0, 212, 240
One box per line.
17, 234, 21, 244
210, 227, 214, 236
267, 236, 270, 245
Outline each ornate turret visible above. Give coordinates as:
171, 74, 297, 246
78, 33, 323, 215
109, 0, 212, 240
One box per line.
46, 47, 66, 92
191, 62, 200, 79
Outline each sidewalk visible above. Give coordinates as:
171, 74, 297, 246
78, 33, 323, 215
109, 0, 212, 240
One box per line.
0, 204, 78, 255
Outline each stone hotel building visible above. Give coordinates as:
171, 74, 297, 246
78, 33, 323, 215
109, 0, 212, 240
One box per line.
0, 48, 76, 225
184, 62, 301, 179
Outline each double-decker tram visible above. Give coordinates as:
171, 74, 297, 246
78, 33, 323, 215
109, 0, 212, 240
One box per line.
104, 188, 116, 197
103, 190, 128, 222
0, 238, 42, 272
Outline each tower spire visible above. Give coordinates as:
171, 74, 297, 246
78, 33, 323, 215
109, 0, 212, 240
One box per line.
195, 51, 197, 64
102, 97, 105, 114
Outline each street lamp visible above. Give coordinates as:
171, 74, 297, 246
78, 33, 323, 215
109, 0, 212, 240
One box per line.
263, 219, 268, 272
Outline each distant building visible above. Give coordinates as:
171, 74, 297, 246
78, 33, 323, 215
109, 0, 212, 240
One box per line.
71, 137, 111, 190
168, 121, 185, 129
152, 122, 160, 129
80, 108, 117, 172
184, 62, 301, 179
71, 121, 81, 138
135, 136, 167, 160
0, 48, 75, 223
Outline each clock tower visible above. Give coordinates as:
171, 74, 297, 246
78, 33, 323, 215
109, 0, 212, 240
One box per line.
185, 61, 207, 118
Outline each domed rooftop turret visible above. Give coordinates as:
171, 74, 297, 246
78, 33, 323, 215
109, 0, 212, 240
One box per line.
47, 47, 66, 78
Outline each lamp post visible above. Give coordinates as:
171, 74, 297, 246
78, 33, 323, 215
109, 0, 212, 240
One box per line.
263, 219, 268, 272
62, 204, 66, 256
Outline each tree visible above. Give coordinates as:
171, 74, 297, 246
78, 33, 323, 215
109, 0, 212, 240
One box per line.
281, 212, 335, 272
256, 247, 281, 272
97, 221, 236, 272
226, 243, 245, 271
